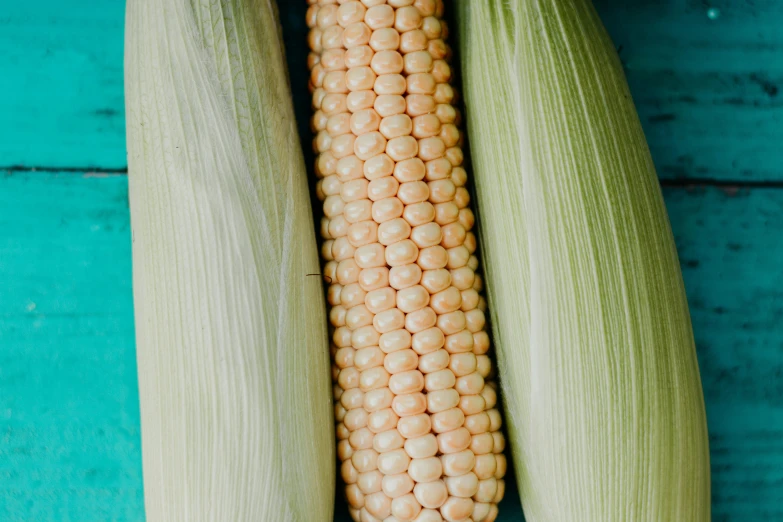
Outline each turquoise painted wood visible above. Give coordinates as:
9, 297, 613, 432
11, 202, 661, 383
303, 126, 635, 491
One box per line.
596, 0, 783, 182
1, 1, 782, 521
0, 172, 143, 521
0, 1, 126, 169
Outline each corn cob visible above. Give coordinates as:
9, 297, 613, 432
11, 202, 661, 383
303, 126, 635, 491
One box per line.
306, 2, 507, 521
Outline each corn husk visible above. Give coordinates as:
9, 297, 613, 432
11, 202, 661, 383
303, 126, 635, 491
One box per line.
457, 1, 711, 520
124, 1, 334, 521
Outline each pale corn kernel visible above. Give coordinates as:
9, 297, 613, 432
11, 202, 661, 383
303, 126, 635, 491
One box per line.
397, 413, 432, 439
336, 403, 348, 423
375, 428, 405, 453
346, 44, 374, 67
406, 307, 437, 334
338, 1, 367, 27
436, 310, 465, 335
421, 16, 441, 39
414, 0, 437, 16
389, 263, 423, 289
412, 115, 441, 139
348, 90, 378, 112
439, 496, 473, 522
414, 481, 448, 510
345, 303, 373, 329
344, 23, 373, 48
393, 7, 420, 33
407, 457, 442, 483
365, 491, 392, 519
331, 304, 348, 327
444, 472, 478, 498
349, 220, 380, 247
406, 94, 436, 117
372, 50, 405, 75
392, 391, 427, 417
373, 197, 405, 223
491, 432, 505, 454
380, 114, 413, 139
347, 408, 371, 431
424, 369, 455, 392
476, 355, 492, 379
411, 327, 445, 355
370, 28, 401, 51
407, 73, 436, 94
469, 433, 493, 456
431, 60, 451, 83
359, 266, 390, 291
343, 389, 367, 411
404, 51, 433, 74
346, 483, 365, 507
375, 94, 407, 116
403, 202, 435, 227
365, 5, 395, 30
385, 349, 419, 374
347, 66, 378, 92
329, 215, 350, 238
427, 39, 448, 60
492, 480, 505, 503
365, 387, 395, 412
400, 30, 428, 53
369, 408, 400, 433
404, 434, 438, 459
473, 453, 496, 481
417, 246, 448, 271
383, 472, 415, 498
479, 387, 496, 416
317, 4, 339, 28
378, 448, 411, 475
358, 470, 384, 495
444, 330, 473, 354
426, 388, 459, 413
380, 329, 413, 353
417, 348, 449, 373
323, 26, 346, 49
391, 493, 422, 521
387, 136, 419, 162
389, 371, 425, 395
375, 308, 406, 333
494, 456, 507, 481
307, 4, 320, 28
356, 132, 388, 160
449, 353, 476, 378
394, 158, 426, 182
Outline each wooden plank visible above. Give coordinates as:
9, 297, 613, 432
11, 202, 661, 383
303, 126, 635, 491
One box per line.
595, 0, 783, 182
664, 185, 783, 521
0, 1, 126, 169
1, 172, 781, 520
0, 172, 143, 521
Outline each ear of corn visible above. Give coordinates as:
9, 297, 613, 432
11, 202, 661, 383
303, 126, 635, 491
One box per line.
457, 1, 711, 521
306, 1, 507, 521
124, 1, 334, 521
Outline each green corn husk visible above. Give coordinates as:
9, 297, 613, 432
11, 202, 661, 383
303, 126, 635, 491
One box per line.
124, 1, 333, 521
457, 1, 711, 520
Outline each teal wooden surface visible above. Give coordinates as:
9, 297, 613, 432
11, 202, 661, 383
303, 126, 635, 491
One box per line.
1, 1, 782, 521
0, 172, 143, 521
0, 1, 126, 169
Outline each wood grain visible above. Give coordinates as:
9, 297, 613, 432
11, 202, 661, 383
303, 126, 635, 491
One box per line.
0, 172, 143, 522
0, 1, 126, 169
